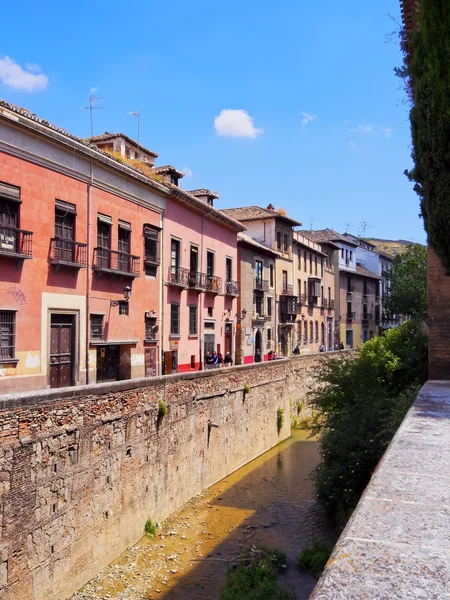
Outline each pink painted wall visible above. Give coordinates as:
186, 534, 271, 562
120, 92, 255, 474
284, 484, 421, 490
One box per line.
163, 197, 238, 371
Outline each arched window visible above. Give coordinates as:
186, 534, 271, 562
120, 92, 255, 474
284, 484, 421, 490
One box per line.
310, 320, 314, 343
315, 321, 319, 343
321, 322, 325, 345
297, 322, 302, 345
304, 321, 308, 344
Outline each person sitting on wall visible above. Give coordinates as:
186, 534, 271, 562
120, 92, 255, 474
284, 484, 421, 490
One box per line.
293, 345, 300, 355
319, 344, 325, 352
339, 341, 345, 350
212, 351, 219, 368
254, 349, 262, 363
329, 345, 334, 352
224, 352, 233, 366
205, 352, 214, 369
267, 350, 273, 361
218, 352, 224, 367
272, 350, 278, 360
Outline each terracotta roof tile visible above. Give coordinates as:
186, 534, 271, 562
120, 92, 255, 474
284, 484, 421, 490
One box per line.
187, 188, 219, 199
86, 132, 158, 158
153, 165, 184, 178
221, 206, 302, 226
301, 229, 358, 247
356, 264, 381, 279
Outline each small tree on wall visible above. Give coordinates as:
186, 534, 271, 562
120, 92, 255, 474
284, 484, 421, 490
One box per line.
400, 0, 450, 271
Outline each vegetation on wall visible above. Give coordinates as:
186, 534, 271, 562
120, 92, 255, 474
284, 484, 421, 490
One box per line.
144, 519, 157, 537
157, 399, 168, 423
298, 542, 334, 579
398, 0, 450, 271
386, 243, 427, 322
306, 321, 428, 524
276, 408, 284, 434
100, 148, 163, 184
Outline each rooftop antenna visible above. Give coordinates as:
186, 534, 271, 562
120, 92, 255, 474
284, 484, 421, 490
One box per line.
309, 217, 315, 229
345, 222, 354, 234
84, 94, 103, 137
128, 110, 140, 157
359, 221, 372, 237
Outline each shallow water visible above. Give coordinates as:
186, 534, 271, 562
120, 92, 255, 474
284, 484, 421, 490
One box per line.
72, 430, 336, 600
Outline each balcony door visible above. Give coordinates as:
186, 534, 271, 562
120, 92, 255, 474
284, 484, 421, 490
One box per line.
55, 204, 75, 262
0, 198, 19, 253
97, 218, 111, 269
118, 224, 131, 272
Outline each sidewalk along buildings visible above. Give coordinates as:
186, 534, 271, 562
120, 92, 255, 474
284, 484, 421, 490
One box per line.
160, 185, 243, 373
292, 232, 336, 353
236, 232, 279, 364
221, 204, 302, 357
0, 102, 167, 394
302, 229, 381, 348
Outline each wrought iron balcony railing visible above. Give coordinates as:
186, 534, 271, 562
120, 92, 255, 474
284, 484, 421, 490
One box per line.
93, 248, 140, 278
167, 266, 189, 287
188, 271, 204, 290
346, 311, 356, 322
204, 274, 222, 294
0, 225, 33, 259
225, 280, 239, 296
254, 279, 269, 292
281, 284, 294, 296
50, 238, 87, 269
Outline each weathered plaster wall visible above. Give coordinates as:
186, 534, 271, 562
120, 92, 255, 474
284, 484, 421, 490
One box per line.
0, 353, 344, 600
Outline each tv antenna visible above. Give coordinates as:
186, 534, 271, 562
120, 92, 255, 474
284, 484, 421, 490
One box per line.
84, 93, 103, 137
128, 110, 140, 155
359, 221, 372, 237
344, 222, 354, 234
309, 217, 315, 229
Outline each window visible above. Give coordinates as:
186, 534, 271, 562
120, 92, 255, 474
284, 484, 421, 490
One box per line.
171, 239, 180, 271
303, 281, 307, 297
207, 306, 213, 317
341, 248, 344, 259
255, 260, 263, 286
118, 221, 131, 272
267, 297, 272, 317
297, 279, 301, 298
118, 301, 129, 316
189, 305, 198, 335
226, 257, 232, 282
347, 301, 352, 317
309, 253, 312, 274
315, 256, 318, 275
304, 321, 308, 344
145, 316, 157, 340
0, 311, 16, 359
54, 200, 76, 262
283, 234, 288, 252
269, 264, 274, 287
170, 174, 178, 186
321, 285, 324, 304
170, 303, 180, 335
297, 248, 301, 269
97, 214, 111, 269
206, 250, 214, 277
310, 320, 314, 343
267, 328, 272, 342
347, 276, 352, 292
207, 197, 214, 207
321, 258, 323, 277
277, 232, 281, 250
144, 226, 159, 269
282, 270, 288, 293
328, 287, 331, 302
255, 294, 263, 316
315, 321, 319, 343
304, 251, 307, 272
350, 251, 353, 261
90, 315, 103, 340
345, 249, 348, 264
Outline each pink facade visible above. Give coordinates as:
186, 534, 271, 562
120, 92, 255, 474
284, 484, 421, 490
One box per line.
163, 195, 242, 373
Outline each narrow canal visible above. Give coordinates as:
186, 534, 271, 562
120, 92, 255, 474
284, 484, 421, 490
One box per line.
72, 430, 336, 600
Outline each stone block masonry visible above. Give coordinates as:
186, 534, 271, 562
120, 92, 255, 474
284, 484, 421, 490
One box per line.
0, 352, 345, 600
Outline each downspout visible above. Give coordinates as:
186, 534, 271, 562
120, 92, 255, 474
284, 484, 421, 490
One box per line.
199, 214, 205, 370
85, 160, 93, 384
159, 210, 164, 376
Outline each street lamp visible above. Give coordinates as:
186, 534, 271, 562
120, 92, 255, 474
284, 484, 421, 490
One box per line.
110, 285, 132, 307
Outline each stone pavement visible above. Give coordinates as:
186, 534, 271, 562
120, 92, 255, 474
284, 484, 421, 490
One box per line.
311, 381, 450, 600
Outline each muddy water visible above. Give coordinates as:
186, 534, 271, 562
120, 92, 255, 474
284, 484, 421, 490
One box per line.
72, 430, 336, 600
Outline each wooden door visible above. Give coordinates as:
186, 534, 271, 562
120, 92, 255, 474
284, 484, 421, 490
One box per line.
96, 345, 120, 382
49, 315, 74, 388
164, 351, 173, 375
145, 347, 157, 377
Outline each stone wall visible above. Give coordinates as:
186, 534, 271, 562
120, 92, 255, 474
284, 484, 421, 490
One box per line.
0, 352, 345, 600
428, 247, 450, 379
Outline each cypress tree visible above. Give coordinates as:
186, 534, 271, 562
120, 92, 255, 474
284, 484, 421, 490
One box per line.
404, 0, 450, 271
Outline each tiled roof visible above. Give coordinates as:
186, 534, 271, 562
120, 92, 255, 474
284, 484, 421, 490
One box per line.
187, 188, 219, 199
301, 229, 358, 247
375, 250, 394, 261
153, 165, 184, 178
86, 132, 158, 158
356, 264, 381, 279
221, 206, 302, 226
238, 232, 280, 257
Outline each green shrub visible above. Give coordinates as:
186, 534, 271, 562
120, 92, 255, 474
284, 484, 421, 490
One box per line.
144, 518, 157, 537
220, 547, 294, 600
296, 401, 303, 414
308, 321, 427, 524
298, 542, 333, 579
243, 383, 251, 395
157, 399, 168, 421
276, 408, 284, 434
291, 414, 300, 429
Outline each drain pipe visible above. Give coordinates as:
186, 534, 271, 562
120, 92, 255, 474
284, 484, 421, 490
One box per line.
85, 160, 93, 384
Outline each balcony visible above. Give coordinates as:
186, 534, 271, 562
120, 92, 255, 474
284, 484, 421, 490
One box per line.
363, 293, 369, 303
280, 295, 298, 324
204, 274, 222, 294
167, 266, 189, 288
308, 295, 319, 306
346, 286, 355, 297
346, 311, 356, 322
252, 312, 268, 322
225, 280, 240, 296
94, 248, 140, 279
50, 238, 87, 272
254, 279, 269, 292
281, 284, 294, 296
187, 271, 205, 291
362, 313, 372, 324
0, 225, 33, 264
299, 293, 307, 305
144, 241, 160, 266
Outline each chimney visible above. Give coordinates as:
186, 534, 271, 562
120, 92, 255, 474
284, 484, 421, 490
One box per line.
267, 203, 275, 210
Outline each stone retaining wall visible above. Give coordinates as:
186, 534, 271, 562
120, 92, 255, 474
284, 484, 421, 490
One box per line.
0, 351, 349, 600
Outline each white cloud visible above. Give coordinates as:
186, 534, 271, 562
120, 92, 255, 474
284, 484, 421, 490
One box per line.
214, 109, 263, 139
349, 141, 356, 149
351, 124, 374, 134
182, 166, 193, 177
380, 126, 394, 139
301, 112, 317, 127
0, 56, 48, 92
90, 86, 99, 95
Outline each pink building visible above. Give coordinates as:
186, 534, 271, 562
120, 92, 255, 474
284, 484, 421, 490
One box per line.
162, 185, 244, 373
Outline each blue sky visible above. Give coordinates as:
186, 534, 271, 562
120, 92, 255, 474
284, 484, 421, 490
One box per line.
0, 0, 425, 243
